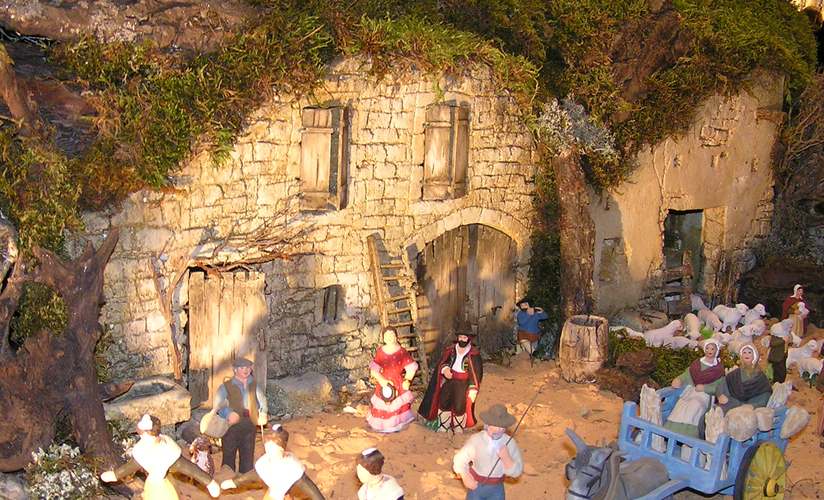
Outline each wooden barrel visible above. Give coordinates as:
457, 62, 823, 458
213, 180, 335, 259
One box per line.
559, 315, 608, 383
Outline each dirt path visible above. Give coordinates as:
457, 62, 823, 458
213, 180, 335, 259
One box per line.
164, 353, 822, 499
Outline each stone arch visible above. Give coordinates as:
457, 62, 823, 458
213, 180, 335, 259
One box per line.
403, 207, 531, 265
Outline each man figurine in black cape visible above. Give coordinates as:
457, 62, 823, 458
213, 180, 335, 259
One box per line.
418, 330, 483, 433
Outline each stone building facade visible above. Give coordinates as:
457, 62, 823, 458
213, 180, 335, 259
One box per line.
76, 58, 537, 392
589, 71, 783, 314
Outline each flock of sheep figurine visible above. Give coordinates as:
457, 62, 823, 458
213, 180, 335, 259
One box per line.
617, 295, 821, 379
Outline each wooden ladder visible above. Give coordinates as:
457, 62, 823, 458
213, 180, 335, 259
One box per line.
662, 250, 694, 318
366, 234, 429, 387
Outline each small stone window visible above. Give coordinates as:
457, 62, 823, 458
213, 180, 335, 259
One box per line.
321, 285, 345, 324
300, 106, 349, 211
422, 102, 470, 200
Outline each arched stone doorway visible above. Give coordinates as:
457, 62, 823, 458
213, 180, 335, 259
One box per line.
414, 224, 517, 361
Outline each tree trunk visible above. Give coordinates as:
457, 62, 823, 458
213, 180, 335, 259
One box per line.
0, 230, 120, 471
551, 149, 596, 318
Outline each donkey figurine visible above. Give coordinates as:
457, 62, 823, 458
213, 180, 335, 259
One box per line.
564, 428, 669, 500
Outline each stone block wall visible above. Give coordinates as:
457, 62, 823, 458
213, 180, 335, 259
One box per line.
73, 58, 537, 385
589, 71, 783, 314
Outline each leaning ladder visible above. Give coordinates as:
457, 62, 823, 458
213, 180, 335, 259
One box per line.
366, 233, 429, 387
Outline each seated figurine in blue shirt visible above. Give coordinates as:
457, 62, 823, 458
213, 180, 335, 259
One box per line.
213, 357, 268, 473
515, 298, 548, 356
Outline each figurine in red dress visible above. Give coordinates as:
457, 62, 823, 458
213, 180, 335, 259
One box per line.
366, 328, 419, 433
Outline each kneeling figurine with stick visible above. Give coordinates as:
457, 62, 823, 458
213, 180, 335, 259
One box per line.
100, 414, 220, 499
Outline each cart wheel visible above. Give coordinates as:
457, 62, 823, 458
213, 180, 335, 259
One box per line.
734, 441, 786, 500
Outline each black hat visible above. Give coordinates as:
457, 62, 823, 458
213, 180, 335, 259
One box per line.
516, 297, 532, 307
454, 330, 476, 338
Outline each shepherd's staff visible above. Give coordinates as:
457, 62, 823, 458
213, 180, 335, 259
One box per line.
482, 375, 551, 482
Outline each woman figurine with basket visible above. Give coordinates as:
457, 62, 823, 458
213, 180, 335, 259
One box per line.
366, 328, 419, 433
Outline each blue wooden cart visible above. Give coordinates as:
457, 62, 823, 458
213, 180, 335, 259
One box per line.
618, 387, 789, 500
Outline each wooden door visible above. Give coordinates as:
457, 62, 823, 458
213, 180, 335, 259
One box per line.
188, 270, 267, 409
415, 224, 516, 360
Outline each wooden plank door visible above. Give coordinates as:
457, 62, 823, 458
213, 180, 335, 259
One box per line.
466, 225, 516, 353
415, 224, 515, 359
188, 270, 267, 409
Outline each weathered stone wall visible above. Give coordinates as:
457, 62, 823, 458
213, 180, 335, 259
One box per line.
589, 71, 783, 314
73, 58, 537, 385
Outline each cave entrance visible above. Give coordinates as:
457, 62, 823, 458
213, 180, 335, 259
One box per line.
414, 224, 517, 362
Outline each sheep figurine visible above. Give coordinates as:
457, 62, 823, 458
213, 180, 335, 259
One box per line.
787, 340, 819, 370
626, 320, 684, 347
734, 319, 767, 340
698, 308, 723, 332
712, 303, 749, 332
666, 336, 699, 350
711, 331, 734, 345
691, 294, 709, 312
796, 357, 823, 378
742, 304, 767, 325
684, 313, 702, 340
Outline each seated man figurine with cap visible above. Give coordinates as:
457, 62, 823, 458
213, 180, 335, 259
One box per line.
453, 404, 524, 499
418, 330, 483, 433
220, 424, 324, 500
515, 297, 548, 357
213, 357, 268, 473
101, 414, 220, 499
356, 448, 404, 500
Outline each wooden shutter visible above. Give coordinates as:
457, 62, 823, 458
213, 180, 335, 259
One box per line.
423, 103, 469, 200
300, 107, 348, 210
452, 105, 470, 197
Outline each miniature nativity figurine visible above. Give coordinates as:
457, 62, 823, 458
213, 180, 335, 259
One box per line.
515, 297, 548, 356
100, 414, 220, 499
220, 424, 324, 500
453, 404, 523, 499
213, 357, 268, 473
189, 434, 215, 477
664, 339, 725, 437
782, 284, 810, 334
768, 320, 790, 383
367, 327, 419, 433
356, 448, 405, 500
717, 344, 773, 412
418, 330, 483, 433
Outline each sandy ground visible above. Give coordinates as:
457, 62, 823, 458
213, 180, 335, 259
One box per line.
152, 352, 824, 499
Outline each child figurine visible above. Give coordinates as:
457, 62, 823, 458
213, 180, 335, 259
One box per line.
100, 414, 220, 499
220, 424, 324, 500
356, 448, 404, 500
189, 434, 214, 478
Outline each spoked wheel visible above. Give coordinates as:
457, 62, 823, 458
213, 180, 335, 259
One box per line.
734, 441, 787, 500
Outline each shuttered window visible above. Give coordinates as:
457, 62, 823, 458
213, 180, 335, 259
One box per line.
423, 103, 469, 200
300, 106, 349, 210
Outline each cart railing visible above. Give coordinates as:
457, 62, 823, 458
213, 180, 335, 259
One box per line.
619, 387, 790, 497
618, 401, 733, 495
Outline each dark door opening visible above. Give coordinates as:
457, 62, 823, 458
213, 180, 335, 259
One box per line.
664, 209, 704, 287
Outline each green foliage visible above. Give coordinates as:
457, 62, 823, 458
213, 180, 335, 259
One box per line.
541, 0, 817, 190
9, 284, 68, 348
0, 130, 80, 252
527, 153, 562, 330
607, 330, 735, 386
